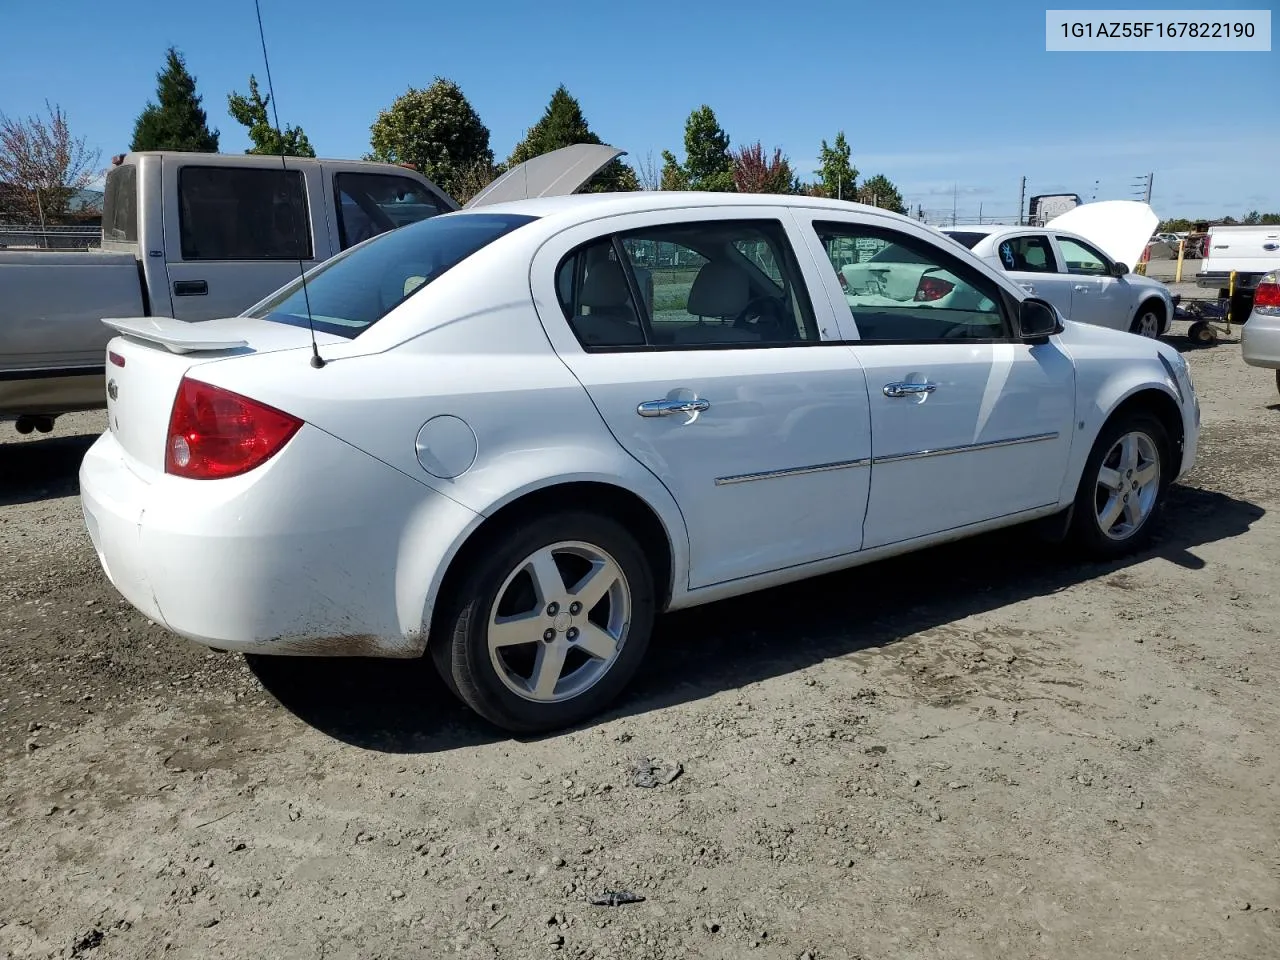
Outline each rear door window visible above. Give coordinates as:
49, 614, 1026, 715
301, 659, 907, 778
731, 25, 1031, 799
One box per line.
178, 166, 311, 261
101, 164, 138, 243
334, 172, 448, 249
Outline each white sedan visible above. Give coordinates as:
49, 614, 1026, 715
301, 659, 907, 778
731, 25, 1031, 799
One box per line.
80, 192, 1200, 733
940, 201, 1175, 339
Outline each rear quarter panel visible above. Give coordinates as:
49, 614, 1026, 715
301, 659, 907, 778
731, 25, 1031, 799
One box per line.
191, 244, 693, 626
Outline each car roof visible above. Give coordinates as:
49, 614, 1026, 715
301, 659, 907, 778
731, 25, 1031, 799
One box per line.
460, 191, 925, 227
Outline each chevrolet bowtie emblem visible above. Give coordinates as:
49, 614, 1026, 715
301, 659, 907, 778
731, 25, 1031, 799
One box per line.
107, 379, 118, 401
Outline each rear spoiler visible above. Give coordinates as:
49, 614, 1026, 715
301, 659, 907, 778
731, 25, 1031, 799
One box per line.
102, 316, 248, 355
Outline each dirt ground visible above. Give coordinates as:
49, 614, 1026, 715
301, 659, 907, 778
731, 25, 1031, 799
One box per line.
2, 325, 1278, 960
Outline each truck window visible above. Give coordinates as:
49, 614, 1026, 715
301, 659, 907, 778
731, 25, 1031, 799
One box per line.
178, 166, 312, 261
102, 164, 138, 243
334, 173, 447, 249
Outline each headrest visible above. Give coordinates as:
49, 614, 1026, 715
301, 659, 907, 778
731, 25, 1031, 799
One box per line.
687, 261, 749, 317
580, 259, 633, 309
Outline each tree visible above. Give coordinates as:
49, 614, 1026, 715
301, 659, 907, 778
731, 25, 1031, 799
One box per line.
0, 101, 101, 223
368, 78, 493, 200
658, 105, 734, 192
731, 142, 798, 194
450, 157, 500, 206
507, 85, 637, 192
682, 105, 734, 192
227, 75, 315, 158
815, 131, 857, 200
130, 47, 220, 152
635, 150, 661, 191
857, 173, 906, 213
659, 150, 690, 190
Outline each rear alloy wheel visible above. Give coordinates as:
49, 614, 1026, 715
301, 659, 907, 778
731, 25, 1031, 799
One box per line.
1129, 305, 1163, 338
433, 512, 656, 733
1068, 412, 1170, 559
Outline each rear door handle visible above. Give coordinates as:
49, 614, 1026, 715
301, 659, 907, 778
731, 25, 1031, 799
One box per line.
1073, 284, 1090, 292
1019, 282, 1036, 294
173, 280, 208, 297
637, 397, 710, 417
883, 381, 937, 398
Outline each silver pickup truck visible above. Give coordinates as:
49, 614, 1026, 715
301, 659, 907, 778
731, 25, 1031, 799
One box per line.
1, 144, 622, 431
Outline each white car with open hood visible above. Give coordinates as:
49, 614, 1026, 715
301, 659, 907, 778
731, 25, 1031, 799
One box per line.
940, 201, 1174, 339
79, 192, 1200, 733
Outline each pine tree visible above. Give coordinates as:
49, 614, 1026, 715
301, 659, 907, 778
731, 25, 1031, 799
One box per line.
660, 106, 734, 192
130, 47, 220, 152
507, 85, 637, 192
227, 75, 315, 157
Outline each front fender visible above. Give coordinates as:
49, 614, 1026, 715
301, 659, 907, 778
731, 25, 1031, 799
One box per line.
1059, 359, 1186, 503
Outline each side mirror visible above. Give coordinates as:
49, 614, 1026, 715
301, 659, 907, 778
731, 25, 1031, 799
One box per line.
1111, 261, 1129, 277
1019, 297, 1061, 342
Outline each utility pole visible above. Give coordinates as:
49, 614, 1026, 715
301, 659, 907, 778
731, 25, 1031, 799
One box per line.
1145, 172, 1153, 203
952, 183, 957, 226
1017, 176, 1026, 226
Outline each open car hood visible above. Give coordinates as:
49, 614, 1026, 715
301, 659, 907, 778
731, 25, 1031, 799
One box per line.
1047, 200, 1158, 271
464, 143, 625, 208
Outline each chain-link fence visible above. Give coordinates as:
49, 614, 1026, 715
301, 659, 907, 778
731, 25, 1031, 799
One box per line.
0, 225, 101, 250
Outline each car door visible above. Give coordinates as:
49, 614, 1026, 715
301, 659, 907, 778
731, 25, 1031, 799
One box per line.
162, 159, 329, 322
792, 211, 1076, 550
1052, 234, 1131, 332
990, 231, 1074, 318
529, 206, 873, 590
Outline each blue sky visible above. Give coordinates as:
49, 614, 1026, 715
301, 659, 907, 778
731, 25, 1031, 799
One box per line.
2, 0, 1276, 220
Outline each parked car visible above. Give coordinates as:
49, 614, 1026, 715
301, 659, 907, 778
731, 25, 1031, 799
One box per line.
0, 144, 622, 430
80, 192, 1200, 733
1240, 270, 1280, 395
1197, 223, 1280, 323
940, 201, 1174, 339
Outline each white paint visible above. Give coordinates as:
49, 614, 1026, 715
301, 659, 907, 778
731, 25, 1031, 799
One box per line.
78, 191, 1201, 659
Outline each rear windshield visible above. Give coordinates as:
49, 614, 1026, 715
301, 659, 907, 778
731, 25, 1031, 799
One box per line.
942, 231, 986, 249
101, 164, 138, 243
249, 212, 538, 338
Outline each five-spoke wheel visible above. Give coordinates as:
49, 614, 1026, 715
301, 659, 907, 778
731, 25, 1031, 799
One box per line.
1069, 411, 1170, 557
432, 511, 656, 733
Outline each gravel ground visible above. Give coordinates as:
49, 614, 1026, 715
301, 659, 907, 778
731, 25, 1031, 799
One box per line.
2, 324, 1278, 960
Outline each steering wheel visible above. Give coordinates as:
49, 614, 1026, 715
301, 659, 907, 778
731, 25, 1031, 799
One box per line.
732, 295, 788, 335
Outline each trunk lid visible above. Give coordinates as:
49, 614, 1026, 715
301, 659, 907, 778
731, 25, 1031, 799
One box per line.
100, 315, 333, 474
1046, 200, 1158, 272
463, 143, 625, 208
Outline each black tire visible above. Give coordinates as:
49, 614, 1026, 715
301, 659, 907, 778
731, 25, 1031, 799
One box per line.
1067, 411, 1172, 560
430, 510, 656, 734
1129, 302, 1164, 339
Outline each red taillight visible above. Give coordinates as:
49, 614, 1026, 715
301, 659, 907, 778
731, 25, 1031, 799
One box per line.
164, 377, 302, 480
914, 275, 955, 302
837, 270, 848, 291
1253, 277, 1280, 311
108, 350, 125, 367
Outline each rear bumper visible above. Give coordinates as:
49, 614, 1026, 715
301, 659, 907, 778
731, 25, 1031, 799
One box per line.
79, 424, 480, 658
1241, 315, 1280, 369
0, 365, 105, 418
1195, 271, 1264, 291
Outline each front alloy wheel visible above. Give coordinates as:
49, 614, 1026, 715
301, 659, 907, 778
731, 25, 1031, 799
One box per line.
1068, 411, 1170, 558
1093, 431, 1161, 540
1131, 308, 1162, 339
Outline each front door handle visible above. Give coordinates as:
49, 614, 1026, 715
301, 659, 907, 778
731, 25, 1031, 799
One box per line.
636, 397, 710, 417
1073, 284, 1090, 293
1019, 282, 1036, 294
883, 381, 937, 398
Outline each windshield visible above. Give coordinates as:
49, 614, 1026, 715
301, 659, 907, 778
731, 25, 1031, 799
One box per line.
249, 212, 538, 338
941, 231, 986, 249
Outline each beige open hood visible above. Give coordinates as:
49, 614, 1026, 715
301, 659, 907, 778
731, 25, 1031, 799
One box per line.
463, 143, 625, 208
